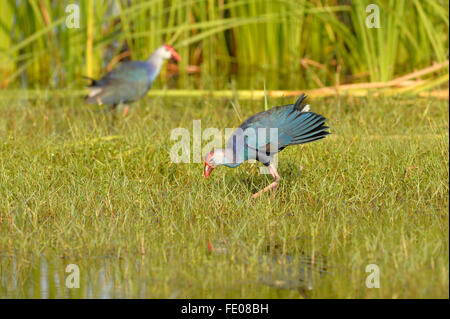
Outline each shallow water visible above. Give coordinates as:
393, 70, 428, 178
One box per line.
0, 251, 327, 299
1, 255, 145, 298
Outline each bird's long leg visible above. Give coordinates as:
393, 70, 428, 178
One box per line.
114, 101, 130, 117
122, 105, 130, 117
252, 163, 281, 199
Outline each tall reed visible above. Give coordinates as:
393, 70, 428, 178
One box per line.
0, 0, 448, 90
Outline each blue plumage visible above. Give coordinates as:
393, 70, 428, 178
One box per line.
84, 45, 180, 108
85, 61, 155, 106
204, 94, 330, 198
225, 94, 330, 166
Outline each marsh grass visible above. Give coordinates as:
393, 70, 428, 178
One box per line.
0, 95, 448, 298
1, 0, 448, 89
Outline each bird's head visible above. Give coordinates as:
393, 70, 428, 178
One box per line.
159, 44, 181, 62
204, 149, 226, 178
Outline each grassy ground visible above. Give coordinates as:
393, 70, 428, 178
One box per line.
0, 94, 448, 298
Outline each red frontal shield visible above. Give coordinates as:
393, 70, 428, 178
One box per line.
164, 44, 180, 62
204, 152, 214, 178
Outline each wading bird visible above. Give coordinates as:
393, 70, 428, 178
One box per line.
84, 44, 180, 115
204, 94, 330, 198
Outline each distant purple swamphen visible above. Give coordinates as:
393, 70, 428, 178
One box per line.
204, 94, 330, 198
85, 44, 180, 115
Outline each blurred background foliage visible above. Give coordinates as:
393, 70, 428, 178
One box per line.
0, 0, 448, 91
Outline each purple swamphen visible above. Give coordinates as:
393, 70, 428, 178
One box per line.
204, 94, 330, 198
85, 44, 180, 115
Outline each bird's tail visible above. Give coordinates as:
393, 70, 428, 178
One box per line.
82, 75, 98, 87
286, 95, 330, 145
83, 75, 105, 104
293, 93, 310, 112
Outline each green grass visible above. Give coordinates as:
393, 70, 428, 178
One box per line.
0, 94, 448, 298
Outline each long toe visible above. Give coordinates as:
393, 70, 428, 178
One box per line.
252, 181, 279, 199
122, 105, 130, 117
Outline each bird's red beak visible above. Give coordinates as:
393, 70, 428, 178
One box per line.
164, 44, 180, 62
204, 162, 214, 178
170, 49, 181, 62
204, 151, 214, 178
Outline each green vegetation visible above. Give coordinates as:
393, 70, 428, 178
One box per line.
1, 0, 448, 90
0, 0, 448, 300
0, 95, 448, 298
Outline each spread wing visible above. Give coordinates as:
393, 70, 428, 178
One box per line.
233, 95, 329, 156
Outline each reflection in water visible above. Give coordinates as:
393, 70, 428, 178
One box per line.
207, 239, 328, 298
0, 255, 130, 298
1, 246, 327, 298
40, 258, 48, 299
259, 253, 327, 298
